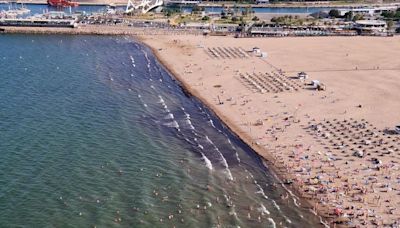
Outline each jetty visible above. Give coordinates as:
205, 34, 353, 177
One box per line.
0, 18, 78, 28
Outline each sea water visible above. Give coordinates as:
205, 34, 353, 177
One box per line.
0, 34, 323, 227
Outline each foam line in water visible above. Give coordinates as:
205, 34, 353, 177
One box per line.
280, 183, 301, 207
164, 120, 180, 131
183, 137, 192, 144
205, 135, 233, 181
183, 112, 190, 119
254, 181, 269, 199
234, 152, 241, 163
263, 158, 300, 215
320, 216, 330, 228
129, 55, 136, 67
184, 119, 195, 130
209, 119, 216, 128
141, 49, 151, 70
200, 152, 213, 170
158, 95, 164, 103
267, 218, 276, 228
245, 169, 255, 179
137, 94, 148, 108
272, 200, 280, 211
226, 138, 240, 163
271, 200, 293, 224
258, 204, 271, 215
157, 95, 170, 113
181, 110, 195, 129
164, 113, 174, 120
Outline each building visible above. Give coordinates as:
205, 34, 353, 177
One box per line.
337, 6, 397, 16
354, 20, 387, 33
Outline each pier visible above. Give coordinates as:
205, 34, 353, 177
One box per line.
0, 18, 77, 27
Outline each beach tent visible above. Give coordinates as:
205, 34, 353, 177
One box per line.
252, 47, 261, 54
311, 80, 320, 87
297, 72, 308, 79
260, 52, 268, 58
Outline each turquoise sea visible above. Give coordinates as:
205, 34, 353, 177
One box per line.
0, 35, 323, 227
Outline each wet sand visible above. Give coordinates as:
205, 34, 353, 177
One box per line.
138, 35, 400, 226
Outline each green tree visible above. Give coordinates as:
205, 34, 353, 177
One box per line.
387, 20, 394, 31
352, 14, 364, 21
344, 11, 353, 21
328, 9, 340, 18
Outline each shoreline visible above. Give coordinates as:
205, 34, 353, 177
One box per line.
136, 34, 400, 227
135, 35, 327, 224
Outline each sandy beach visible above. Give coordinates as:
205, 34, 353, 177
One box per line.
139, 35, 400, 226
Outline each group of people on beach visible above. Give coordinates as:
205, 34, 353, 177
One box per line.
266, 117, 400, 227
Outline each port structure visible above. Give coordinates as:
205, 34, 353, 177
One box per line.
125, 0, 163, 14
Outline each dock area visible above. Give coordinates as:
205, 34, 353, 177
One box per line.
0, 24, 203, 35
0, 18, 77, 28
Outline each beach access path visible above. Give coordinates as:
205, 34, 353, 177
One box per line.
138, 34, 400, 226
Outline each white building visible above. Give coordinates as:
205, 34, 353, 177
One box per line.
337, 6, 397, 16
354, 20, 387, 33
